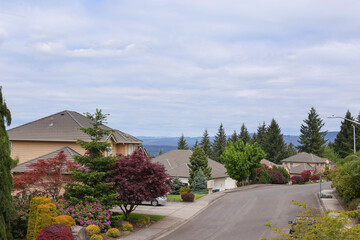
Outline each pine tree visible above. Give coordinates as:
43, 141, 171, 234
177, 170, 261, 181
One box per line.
286, 142, 297, 157
0, 87, 14, 240
255, 122, 267, 148
170, 176, 185, 195
177, 134, 189, 150
188, 146, 212, 185
200, 129, 212, 157
191, 139, 199, 150
191, 170, 208, 194
333, 111, 356, 158
65, 109, 118, 207
228, 130, 238, 144
158, 148, 163, 156
262, 119, 287, 164
239, 123, 251, 144
211, 123, 227, 163
297, 107, 327, 155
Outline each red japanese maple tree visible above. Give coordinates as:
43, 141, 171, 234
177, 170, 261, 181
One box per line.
108, 150, 172, 220
13, 151, 81, 199
301, 170, 314, 182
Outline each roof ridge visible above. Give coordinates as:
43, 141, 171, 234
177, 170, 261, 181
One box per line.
67, 111, 84, 128
8, 110, 68, 132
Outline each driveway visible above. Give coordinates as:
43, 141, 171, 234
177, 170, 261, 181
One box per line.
133, 201, 190, 216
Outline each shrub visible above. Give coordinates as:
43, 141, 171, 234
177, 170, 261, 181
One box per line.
191, 170, 208, 194
137, 216, 150, 226
171, 176, 185, 195
271, 170, 287, 184
27, 196, 54, 240
181, 193, 195, 202
11, 190, 43, 239
347, 198, 360, 211
272, 166, 289, 182
301, 170, 313, 182
290, 175, 305, 184
179, 186, 190, 195
106, 228, 121, 238
56, 200, 112, 231
257, 169, 271, 184
36, 224, 74, 240
309, 174, 320, 182
122, 221, 133, 231
86, 225, 101, 236
34, 203, 58, 239
53, 215, 76, 228
90, 234, 103, 240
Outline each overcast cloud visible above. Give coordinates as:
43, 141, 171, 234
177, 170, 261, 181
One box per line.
1, 0, 360, 137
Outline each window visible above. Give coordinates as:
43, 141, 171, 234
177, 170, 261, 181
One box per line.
128, 144, 133, 155
290, 162, 293, 168
106, 145, 112, 157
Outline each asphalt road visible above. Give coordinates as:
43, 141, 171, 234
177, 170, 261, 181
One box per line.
160, 182, 332, 240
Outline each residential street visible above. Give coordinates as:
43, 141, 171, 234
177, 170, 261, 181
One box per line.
159, 182, 332, 240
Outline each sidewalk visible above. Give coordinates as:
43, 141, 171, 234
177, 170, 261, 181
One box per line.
317, 188, 344, 213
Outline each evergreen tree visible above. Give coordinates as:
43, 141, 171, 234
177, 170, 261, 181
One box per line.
286, 142, 297, 157
170, 176, 185, 195
65, 109, 118, 207
177, 134, 189, 150
191, 139, 199, 150
0, 87, 14, 240
200, 129, 212, 157
255, 122, 267, 148
262, 119, 287, 164
211, 123, 227, 163
333, 111, 356, 158
239, 123, 251, 144
191, 170, 208, 194
188, 146, 212, 185
158, 148, 163, 156
297, 107, 327, 155
228, 130, 238, 144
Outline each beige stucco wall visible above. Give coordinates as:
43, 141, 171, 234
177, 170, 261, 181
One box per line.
11, 140, 135, 164
282, 162, 326, 173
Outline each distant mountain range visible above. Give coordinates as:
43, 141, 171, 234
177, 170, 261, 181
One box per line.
139, 131, 338, 156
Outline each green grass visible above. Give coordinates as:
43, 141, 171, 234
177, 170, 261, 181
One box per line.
167, 193, 207, 202
112, 212, 165, 221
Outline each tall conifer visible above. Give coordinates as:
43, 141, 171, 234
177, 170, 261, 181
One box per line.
262, 119, 287, 164
188, 146, 212, 185
200, 129, 212, 157
228, 130, 238, 144
239, 123, 251, 145
297, 107, 327, 155
177, 134, 189, 150
333, 111, 356, 158
255, 122, 267, 148
211, 123, 227, 163
0, 87, 14, 240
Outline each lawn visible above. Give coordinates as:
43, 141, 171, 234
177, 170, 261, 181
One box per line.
112, 212, 165, 221
167, 193, 207, 202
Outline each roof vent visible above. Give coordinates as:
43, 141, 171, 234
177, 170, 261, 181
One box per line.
49, 117, 54, 127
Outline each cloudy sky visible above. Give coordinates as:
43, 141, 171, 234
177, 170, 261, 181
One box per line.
1, 0, 360, 137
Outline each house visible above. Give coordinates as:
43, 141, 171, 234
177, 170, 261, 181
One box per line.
280, 152, 329, 176
11, 146, 80, 174
260, 159, 289, 173
8, 110, 143, 164
152, 149, 237, 191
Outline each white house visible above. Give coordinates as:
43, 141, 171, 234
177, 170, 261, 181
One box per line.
152, 149, 237, 191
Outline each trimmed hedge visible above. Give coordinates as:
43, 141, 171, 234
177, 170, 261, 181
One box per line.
27, 196, 54, 240
53, 215, 76, 228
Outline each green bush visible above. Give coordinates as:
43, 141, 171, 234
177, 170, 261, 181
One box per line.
171, 176, 185, 195
86, 225, 101, 236
259, 169, 271, 184
191, 170, 208, 194
179, 186, 190, 195
106, 228, 120, 238
90, 234, 103, 240
136, 216, 150, 226
122, 221, 133, 232
272, 166, 289, 182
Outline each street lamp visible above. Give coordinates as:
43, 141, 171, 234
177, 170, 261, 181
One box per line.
328, 115, 359, 153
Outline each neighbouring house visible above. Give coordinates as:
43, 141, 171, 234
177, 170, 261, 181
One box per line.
280, 152, 329, 176
11, 146, 80, 174
152, 149, 237, 191
260, 159, 289, 173
8, 110, 143, 164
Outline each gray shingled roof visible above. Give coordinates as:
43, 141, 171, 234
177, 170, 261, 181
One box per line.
152, 149, 229, 179
8, 110, 143, 144
289, 163, 314, 175
11, 146, 81, 173
281, 152, 328, 164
